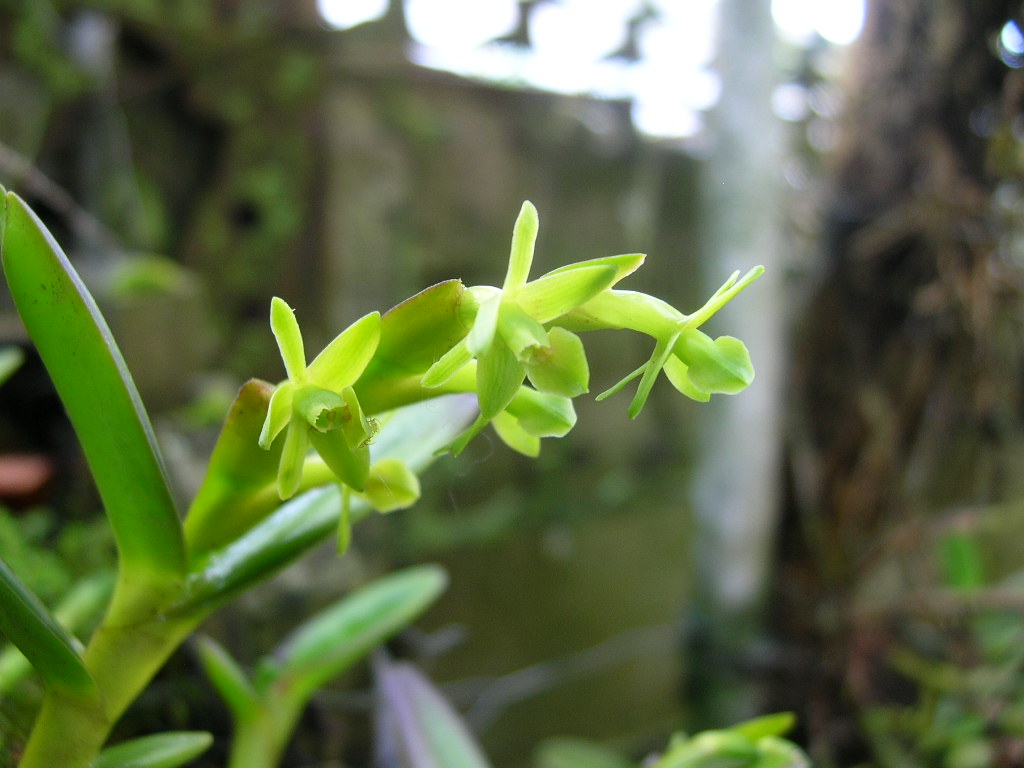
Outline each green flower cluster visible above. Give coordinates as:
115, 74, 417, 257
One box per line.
258, 201, 761, 501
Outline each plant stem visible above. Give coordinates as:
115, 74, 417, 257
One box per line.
17, 604, 199, 768
227, 697, 304, 768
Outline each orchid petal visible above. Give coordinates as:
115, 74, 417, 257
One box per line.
270, 298, 307, 383
466, 292, 500, 357
540, 253, 646, 285
422, 340, 473, 388
309, 428, 370, 491
491, 410, 541, 457
277, 417, 309, 499
362, 458, 421, 512
505, 389, 576, 437
258, 381, 295, 449
525, 327, 589, 397
674, 331, 754, 395
294, 384, 346, 432
628, 331, 681, 418
518, 265, 617, 323
341, 386, 376, 450
475, 340, 526, 420
502, 200, 538, 295
497, 301, 549, 361
307, 311, 381, 388
664, 355, 711, 402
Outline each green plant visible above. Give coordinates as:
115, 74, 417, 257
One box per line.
0, 188, 780, 767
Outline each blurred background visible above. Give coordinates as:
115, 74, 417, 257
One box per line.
3, 1, 1024, 766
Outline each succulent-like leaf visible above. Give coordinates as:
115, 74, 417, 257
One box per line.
92, 732, 213, 768
196, 636, 260, 721
0, 557, 96, 696
375, 656, 493, 768
273, 566, 448, 704
0, 189, 185, 591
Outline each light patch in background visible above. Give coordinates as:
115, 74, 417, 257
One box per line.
772, 0, 865, 46
319, 0, 867, 140
317, 0, 387, 30
406, 0, 518, 49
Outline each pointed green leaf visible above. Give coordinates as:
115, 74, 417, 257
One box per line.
491, 411, 540, 457
475, 341, 526, 419
525, 327, 589, 398
363, 458, 421, 512
309, 427, 370, 491
274, 566, 448, 704
185, 380, 283, 557
502, 200, 538, 294
307, 311, 381, 388
535, 737, 635, 768
196, 636, 260, 721
357, 281, 475, 404
1, 190, 185, 586
92, 732, 213, 768
518, 265, 618, 323
375, 657, 493, 768
0, 557, 96, 696
731, 712, 797, 741
422, 340, 473, 389
270, 297, 307, 383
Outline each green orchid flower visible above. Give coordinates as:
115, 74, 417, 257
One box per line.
421, 201, 643, 454
258, 297, 381, 499
559, 265, 764, 417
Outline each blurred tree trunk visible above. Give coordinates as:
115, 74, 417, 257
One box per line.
772, 0, 1024, 763
685, 0, 785, 729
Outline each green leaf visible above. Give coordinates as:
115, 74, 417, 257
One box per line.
526, 327, 589, 398
535, 737, 635, 768
307, 311, 381, 388
517, 265, 618, 323
270, 297, 307, 382
375, 656, 493, 768
196, 636, 260, 721
730, 713, 796, 741
0, 346, 23, 387
356, 280, 476, 413
185, 380, 282, 557
273, 566, 448, 703
0, 557, 96, 696
0, 190, 185, 591
91, 732, 213, 768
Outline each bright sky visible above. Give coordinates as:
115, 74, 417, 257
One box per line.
317, 0, 866, 139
